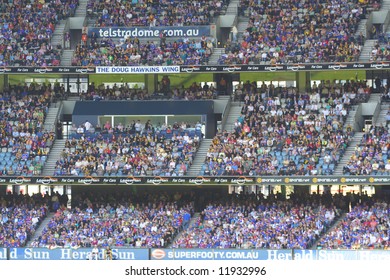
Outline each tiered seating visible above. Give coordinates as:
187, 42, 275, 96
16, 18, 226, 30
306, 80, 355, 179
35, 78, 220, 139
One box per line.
219, 0, 379, 64
369, 40, 390, 61
0, 85, 55, 176
80, 82, 217, 100
317, 201, 390, 249
72, 37, 213, 66
343, 125, 390, 175
87, 0, 228, 26
173, 196, 340, 249
0, 194, 48, 247
54, 122, 202, 176
200, 81, 372, 176
32, 192, 193, 248
0, 0, 79, 66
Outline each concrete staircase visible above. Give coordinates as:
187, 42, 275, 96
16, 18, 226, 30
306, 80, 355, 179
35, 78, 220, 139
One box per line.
226, 0, 239, 14
51, 20, 67, 48
223, 102, 242, 132
375, 103, 390, 127
333, 132, 365, 175
42, 139, 67, 176
343, 105, 359, 130
43, 102, 61, 132
168, 213, 200, 248
67, 95, 81, 101
187, 139, 213, 176
208, 48, 225, 64
60, 50, 75, 66
355, 19, 367, 38
368, 93, 382, 103
359, 39, 376, 61
27, 213, 55, 246
237, 16, 249, 40
74, 0, 89, 17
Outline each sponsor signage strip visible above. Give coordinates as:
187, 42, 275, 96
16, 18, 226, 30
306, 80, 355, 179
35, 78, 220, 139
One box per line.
95, 66, 180, 74
179, 62, 390, 73
0, 176, 389, 185
88, 26, 211, 38
1, 248, 389, 260
0, 62, 389, 74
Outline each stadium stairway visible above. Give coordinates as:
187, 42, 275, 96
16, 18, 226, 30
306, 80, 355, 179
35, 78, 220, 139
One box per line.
74, 0, 89, 17
60, 50, 75, 66
51, 20, 67, 48
168, 213, 200, 248
42, 139, 67, 176
354, 18, 367, 39
27, 212, 55, 247
333, 132, 365, 176
358, 39, 376, 61
375, 103, 390, 127
368, 93, 382, 103
310, 212, 347, 249
226, 0, 239, 14
343, 105, 359, 130
222, 101, 242, 132
208, 48, 226, 65
43, 101, 62, 132
237, 16, 249, 40
187, 139, 213, 176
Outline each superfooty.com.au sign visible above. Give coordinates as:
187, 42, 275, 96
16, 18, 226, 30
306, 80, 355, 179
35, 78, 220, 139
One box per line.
88, 26, 211, 38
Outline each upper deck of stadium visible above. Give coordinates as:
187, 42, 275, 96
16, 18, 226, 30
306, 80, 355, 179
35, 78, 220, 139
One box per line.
0, 0, 389, 66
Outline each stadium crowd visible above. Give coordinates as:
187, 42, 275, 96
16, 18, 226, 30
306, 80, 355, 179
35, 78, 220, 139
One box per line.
200, 80, 372, 176
71, 37, 214, 66
0, 84, 56, 176
219, 0, 380, 64
79, 81, 218, 101
30, 191, 194, 248
0, 0, 79, 66
54, 120, 202, 176
0, 193, 48, 247
87, 0, 228, 27
317, 199, 390, 249
343, 125, 390, 175
172, 191, 347, 249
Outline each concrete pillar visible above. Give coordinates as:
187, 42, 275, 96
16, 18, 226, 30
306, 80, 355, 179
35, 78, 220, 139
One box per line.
296, 71, 310, 93
145, 74, 157, 94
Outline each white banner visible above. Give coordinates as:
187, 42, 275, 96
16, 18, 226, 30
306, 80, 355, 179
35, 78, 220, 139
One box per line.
1, 260, 388, 280
96, 66, 180, 74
